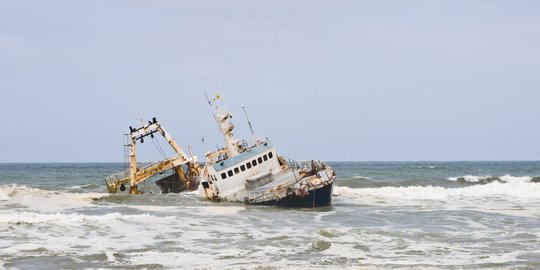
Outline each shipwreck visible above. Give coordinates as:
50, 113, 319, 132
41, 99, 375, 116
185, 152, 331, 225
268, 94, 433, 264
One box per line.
105, 95, 335, 208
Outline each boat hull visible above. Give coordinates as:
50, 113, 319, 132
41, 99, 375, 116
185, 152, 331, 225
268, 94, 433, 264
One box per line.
252, 181, 334, 208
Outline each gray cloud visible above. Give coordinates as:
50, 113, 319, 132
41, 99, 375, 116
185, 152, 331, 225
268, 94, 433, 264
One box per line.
1, 0, 539, 162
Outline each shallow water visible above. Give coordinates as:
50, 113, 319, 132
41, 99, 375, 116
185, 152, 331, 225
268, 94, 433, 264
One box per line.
1, 162, 539, 269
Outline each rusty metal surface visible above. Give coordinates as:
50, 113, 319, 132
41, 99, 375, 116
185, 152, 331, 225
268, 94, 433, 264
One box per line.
105, 118, 201, 194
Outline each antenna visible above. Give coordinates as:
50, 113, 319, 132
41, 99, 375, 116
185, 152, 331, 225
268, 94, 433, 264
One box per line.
201, 137, 208, 155
241, 105, 256, 141
204, 91, 211, 106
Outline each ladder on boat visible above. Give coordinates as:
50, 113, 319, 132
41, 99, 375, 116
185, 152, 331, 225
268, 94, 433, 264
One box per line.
105, 118, 201, 194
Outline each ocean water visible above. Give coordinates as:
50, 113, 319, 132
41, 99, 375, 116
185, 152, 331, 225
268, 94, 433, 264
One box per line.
1, 161, 539, 269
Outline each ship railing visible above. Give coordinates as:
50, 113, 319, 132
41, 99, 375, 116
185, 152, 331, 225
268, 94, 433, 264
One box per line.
287, 159, 327, 172
104, 161, 158, 191
247, 160, 331, 203
249, 188, 283, 203
105, 171, 129, 183
105, 161, 155, 180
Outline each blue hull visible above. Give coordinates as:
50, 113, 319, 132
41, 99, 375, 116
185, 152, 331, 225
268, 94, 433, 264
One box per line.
252, 181, 334, 208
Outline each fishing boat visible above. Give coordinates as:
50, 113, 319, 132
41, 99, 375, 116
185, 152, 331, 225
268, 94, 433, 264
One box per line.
105, 95, 336, 208
104, 118, 201, 195
198, 96, 335, 208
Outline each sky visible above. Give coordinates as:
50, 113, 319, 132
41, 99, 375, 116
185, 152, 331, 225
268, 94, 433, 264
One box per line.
1, 0, 539, 162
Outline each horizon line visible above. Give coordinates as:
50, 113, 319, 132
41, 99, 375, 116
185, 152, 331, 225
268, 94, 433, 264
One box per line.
1, 160, 539, 164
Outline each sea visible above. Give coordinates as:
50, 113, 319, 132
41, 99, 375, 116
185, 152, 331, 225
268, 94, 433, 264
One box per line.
1, 161, 539, 269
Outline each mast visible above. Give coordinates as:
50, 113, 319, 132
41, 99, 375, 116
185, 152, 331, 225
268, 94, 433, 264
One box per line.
206, 93, 240, 158
241, 105, 256, 143
128, 135, 138, 193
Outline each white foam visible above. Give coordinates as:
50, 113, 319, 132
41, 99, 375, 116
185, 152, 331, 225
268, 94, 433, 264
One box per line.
0, 184, 107, 211
0, 185, 16, 201
446, 175, 493, 182
334, 180, 540, 216
1, 243, 45, 254
0, 211, 180, 259
0, 212, 153, 226
446, 174, 533, 183
309, 227, 535, 268
416, 165, 439, 169
334, 180, 540, 201
352, 176, 372, 180
499, 174, 532, 184
126, 205, 180, 212
187, 206, 246, 216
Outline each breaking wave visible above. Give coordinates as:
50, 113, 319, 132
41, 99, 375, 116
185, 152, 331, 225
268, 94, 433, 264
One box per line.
0, 212, 154, 226
446, 175, 533, 184
0, 184, 16, 201
0, 184, 107, 211
334, 179, 540, 201
413, 165, 442, 169
352, 176, 372, 180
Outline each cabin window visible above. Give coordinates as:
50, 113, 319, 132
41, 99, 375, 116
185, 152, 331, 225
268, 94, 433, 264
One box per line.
246, 162, 252, 169
263, 154, 268, 161
252, 160, 257, 167
221, 173, 227, 180
228, 170, 233, 177
234, 167, 240, 174
258, 157, 263, 164
241, 165, 246, 172
268, 152, 273, 159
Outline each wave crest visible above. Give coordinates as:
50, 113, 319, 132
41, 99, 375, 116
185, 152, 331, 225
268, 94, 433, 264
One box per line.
446, 175, 533, 184
0, 212, 153, 226
351, 176, 372, 180
0, 184, 17, 201
334, 179, 540, 201
0, 184, 107, 211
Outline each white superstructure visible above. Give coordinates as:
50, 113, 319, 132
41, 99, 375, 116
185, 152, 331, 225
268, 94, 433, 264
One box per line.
199, 96, 335, 206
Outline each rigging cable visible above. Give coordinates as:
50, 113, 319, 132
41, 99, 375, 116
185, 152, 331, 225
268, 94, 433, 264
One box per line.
151, 136, 167, 159
155, 136, 169, 158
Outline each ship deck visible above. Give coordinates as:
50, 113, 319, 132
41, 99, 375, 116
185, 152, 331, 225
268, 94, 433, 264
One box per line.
224, 168, 296, 202
227, 166, 334, 204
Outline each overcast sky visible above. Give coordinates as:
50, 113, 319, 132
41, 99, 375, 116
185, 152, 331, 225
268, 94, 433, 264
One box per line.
1, 0, 539, 162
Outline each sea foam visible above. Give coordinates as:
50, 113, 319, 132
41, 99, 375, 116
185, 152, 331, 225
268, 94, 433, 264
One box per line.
0, 184, 106, 211
446, 174, 533, 184
334, 180, 540, 201
0, 212, 153, 226
0, 185, 16, 201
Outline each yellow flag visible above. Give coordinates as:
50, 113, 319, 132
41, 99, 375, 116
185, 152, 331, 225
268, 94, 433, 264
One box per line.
216, 93, 221, 100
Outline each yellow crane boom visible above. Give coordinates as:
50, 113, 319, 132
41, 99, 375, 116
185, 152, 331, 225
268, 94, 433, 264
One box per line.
105, 118, 200, 194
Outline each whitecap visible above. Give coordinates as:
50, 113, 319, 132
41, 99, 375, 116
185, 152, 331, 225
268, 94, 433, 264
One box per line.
126, 205, 180, 212
0, 184, 16, 201
333, 181, 540, 202
499, 174, 532, 184
352, 176, 372, 180
0, 212, 154, 226
446, 175, 494, 183
0, 184, 107, 211
188, 206, 246, 216
446, 174, 533, 184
